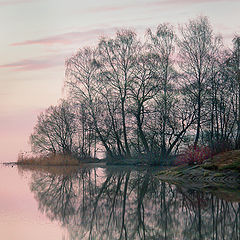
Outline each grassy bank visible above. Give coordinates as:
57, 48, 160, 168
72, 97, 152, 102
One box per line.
202, 150, 240, 171
157, 150, 240, 186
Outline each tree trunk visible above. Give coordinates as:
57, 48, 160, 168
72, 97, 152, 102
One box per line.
121, 99, 131, 157
136, 105, 149, 154
194, 84, 201, 147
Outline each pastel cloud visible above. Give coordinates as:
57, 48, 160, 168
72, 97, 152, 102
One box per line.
11, 28, 117, 47
89, 4, 133, 12
5, 27, 119, 72
151, 0, 238, 6
89, 0, 238, 13
0, 54, 64, 71
0, 0, 34, 6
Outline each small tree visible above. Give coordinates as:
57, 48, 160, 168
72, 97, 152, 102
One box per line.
30, 100, 76, 154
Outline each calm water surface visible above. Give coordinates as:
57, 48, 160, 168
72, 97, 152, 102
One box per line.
0, 164, 239, 240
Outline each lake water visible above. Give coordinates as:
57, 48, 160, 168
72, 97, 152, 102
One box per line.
0, 164, 239, 240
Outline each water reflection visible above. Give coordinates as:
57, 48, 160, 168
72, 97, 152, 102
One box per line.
24, 166, 240, 240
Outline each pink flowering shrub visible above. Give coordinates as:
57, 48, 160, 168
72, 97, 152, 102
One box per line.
175, 145, 212, 166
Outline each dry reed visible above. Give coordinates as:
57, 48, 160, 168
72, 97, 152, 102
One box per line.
17, 153, 79, 166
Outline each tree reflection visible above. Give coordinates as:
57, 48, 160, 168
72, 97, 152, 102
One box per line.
27, 167, 240, 240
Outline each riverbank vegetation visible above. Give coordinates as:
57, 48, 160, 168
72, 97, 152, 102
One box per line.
17, 153, 79, 166
17, 152, 101, 166
158, 149, 240, 189
203, 149, 240, 171
26, 16, 240, 166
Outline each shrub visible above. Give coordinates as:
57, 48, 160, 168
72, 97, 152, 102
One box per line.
175, 145, 212, 166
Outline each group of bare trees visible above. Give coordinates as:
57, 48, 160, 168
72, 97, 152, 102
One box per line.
30, 16, 240, 163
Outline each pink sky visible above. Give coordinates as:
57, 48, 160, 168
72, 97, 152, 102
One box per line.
0, 0, 239, 162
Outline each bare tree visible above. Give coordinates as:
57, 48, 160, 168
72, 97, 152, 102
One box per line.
98, 30, 140, 157
147, 23, 177, 157
30, 100, 76, 154
129, 52, 159, 155
228, 36, 240, 148
178, 16, 222, 146
65, 47, 114, 158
